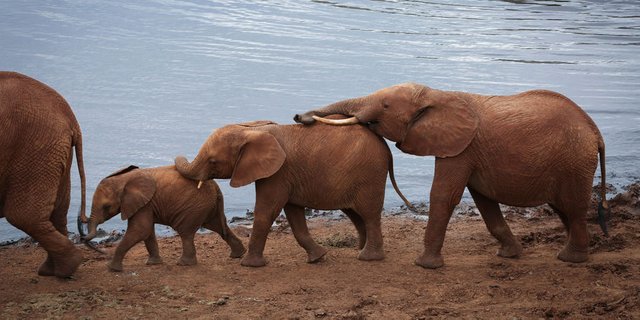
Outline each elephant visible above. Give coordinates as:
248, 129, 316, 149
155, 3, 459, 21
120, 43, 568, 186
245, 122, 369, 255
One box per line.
79, 165, 246, 272
294, 82, 608, 269
0, 71, 87, 278
174, 119, 414, 267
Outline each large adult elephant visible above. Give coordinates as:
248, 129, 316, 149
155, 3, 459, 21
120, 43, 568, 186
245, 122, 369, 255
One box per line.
294, 82, 608, 269
0, 71, 86, 277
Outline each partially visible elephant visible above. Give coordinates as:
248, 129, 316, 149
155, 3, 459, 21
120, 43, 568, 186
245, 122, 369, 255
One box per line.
80, 165, 246, 272
294, 83, 608, 268
0, 71, 86, 278
174, 119, 413, 267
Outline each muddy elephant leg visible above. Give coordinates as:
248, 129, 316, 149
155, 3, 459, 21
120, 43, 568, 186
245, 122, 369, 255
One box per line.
241, 187, 287, 267
177, 232, 198, 266
144, 229, 163, 265
341, 209, 366, 250
203, 194, 246, 258
416, 160, 472, 269
284, 204, 327, 263
468, 188, 522, 258
108, 212, 153, 272
552, 202, 589, 263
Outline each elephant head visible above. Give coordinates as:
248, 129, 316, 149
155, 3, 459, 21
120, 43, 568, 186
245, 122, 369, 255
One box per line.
174, 121, 286, 188
81, 165, 157, 241
294, 83, 479, 158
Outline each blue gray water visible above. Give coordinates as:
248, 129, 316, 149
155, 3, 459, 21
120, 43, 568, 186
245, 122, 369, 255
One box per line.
1, 0, 639, 242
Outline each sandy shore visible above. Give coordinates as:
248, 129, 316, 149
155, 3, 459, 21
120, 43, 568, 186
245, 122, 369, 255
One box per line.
0, 183, 638, 319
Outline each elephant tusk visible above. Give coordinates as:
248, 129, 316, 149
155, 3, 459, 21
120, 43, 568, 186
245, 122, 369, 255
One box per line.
312, 115, 359, 126
197, 180, 204, 189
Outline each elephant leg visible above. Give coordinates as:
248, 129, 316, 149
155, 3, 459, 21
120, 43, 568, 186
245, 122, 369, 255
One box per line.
350, 208, 384, 261
415, 160, 472, 269
177, 232, 198, 266
549, 204, 570, 231
203, 199, 246, 259
341, 209, 367, 250
204, 220, 246, 259
144, 230, 163, 265
241, 187, 287, 267
4, 183, 81, 278
108, 212, 153, 272
284, 204, 327, 263
551, 202, 589, 263
468, 188, 522, 258
39, 173, 73, 276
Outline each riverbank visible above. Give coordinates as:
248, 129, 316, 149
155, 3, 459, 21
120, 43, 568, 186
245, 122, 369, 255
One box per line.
0, 183, 638, 319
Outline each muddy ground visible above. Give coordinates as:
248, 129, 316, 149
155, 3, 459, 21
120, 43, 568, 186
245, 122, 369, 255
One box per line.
0, 183, 639, 319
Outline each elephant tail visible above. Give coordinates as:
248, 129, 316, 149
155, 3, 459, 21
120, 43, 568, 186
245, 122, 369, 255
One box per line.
215, 185, 228, 239
73, 127, 88, 224
382, 138, 416, 212
597, 139, 609, 236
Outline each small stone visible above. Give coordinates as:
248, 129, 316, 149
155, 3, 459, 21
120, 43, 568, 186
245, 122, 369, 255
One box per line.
314, 309, 327, 317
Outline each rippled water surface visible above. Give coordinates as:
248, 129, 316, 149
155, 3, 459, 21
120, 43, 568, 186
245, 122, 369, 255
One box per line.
1, 0, 639, 241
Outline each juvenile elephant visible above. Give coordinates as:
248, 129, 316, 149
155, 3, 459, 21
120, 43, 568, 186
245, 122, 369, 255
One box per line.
174, 119, 413, 267
0, 72, 87, 278
295, 83, 608, 269
80, 165, 246, 272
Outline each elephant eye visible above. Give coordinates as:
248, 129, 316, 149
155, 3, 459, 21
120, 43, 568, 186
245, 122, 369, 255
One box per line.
383, 103, 390, 109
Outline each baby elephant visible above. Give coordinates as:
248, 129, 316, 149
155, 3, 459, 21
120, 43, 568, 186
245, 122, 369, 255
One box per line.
81, 165, 246, 272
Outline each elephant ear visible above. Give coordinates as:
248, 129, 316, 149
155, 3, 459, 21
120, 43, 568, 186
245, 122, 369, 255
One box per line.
106, 165, 139, 178
400, 90, 478, 158
120, 174, 157, 220
230, 131, 286, 188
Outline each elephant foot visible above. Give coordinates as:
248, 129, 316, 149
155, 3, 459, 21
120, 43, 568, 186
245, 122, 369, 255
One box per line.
306, 246, 328, 263
497, 242, 523, 258
240, 254, 267, 267
415, 252, 444, 269
557, 244, 588, 263
37, 256, 56, 277
177, 256, 197, 266
107, 260, 124, 272
146, 256, 164, 265
44, 248, 83, 278
229, 244, 247, 259
357, 248, 384, 261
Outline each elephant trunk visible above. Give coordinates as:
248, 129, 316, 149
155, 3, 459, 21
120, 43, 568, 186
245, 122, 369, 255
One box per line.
83, 215, 100, 241
175, 151, 209, 184
294, 97, 365, 125
79, 214, 106, 254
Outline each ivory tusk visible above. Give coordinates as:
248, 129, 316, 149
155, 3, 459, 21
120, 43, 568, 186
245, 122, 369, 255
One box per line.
312, 115, 359, 126
197, 180, 204, 189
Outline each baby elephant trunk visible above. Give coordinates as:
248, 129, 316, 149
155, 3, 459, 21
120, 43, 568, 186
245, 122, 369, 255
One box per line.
77, 214, 106, 254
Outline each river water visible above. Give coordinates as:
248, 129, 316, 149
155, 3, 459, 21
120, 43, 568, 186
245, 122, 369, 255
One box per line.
1, 0, 639, 242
